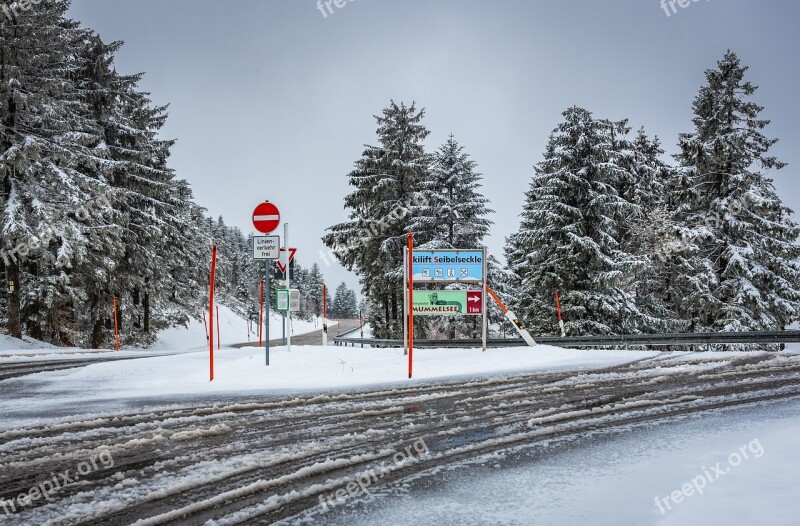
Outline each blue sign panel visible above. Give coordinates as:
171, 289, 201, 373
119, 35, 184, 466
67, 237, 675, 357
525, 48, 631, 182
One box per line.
411, 250, 484, 282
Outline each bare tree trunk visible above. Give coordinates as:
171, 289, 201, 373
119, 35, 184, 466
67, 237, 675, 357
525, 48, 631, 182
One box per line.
390, 288, 398, 337
91, 318, 104, 349
143, 289, 150, 333
383, 294, 389, 338
5, 261, 21, 338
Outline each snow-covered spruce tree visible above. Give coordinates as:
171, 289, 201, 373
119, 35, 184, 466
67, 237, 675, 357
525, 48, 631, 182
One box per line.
616, 129, 685, 333
408, 134, 493, 248
0, 1, 103, 342
304, 263, 326, 317
345, 288, 358, 319
330, 282, 349, 319
504, 107, 644, 336
673, 51, 800, 332
323, 101, 431, 338
292, 262, 327, 321
331, 283, 357, 319
0, 5, 268, 347
73, 31, 203, 347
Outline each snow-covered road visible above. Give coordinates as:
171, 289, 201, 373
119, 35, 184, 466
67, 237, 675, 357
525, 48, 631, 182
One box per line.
1, 350, 798, 524
320, 397, 800, 526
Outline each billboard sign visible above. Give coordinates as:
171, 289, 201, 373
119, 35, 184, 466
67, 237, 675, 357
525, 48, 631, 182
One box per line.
411, 250, 484, 282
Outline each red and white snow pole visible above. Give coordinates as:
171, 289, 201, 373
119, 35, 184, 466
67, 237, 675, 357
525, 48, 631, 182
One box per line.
486, 286, 536, 347
554, 290, 566, 337
322, 284, 328, 347
112, 296, 120, 352
209, 245, 217, 382
407, 232, 414, 379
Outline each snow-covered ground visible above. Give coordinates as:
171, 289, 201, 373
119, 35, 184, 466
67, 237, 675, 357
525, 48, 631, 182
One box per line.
321, 397, 800, 526
0, 305, 328, 362
27, 344, 660, 396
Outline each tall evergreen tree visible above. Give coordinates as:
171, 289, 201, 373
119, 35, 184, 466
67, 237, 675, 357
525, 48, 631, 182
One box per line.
1, 1, 100, 341
323, 101, 431, 338
505, 107, 643, 335
331, 282, 357, 319
618, 129, 683, 332
0, 7, 260, 347
673, 51, 800, 331
409, 134, 493, 248
305, 263, 326, 317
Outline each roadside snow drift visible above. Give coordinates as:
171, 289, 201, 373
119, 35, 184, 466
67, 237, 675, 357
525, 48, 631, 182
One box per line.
10, 344, 658, 402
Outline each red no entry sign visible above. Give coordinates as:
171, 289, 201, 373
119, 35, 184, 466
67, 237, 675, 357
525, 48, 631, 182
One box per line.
252, 202, 280, 233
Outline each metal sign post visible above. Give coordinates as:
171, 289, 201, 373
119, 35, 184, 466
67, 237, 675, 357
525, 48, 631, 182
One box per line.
284, 223, 291, 352
403, 246, 408, 356
253, 238, 279, 365
209, 245, 217, 382
265, 262, 270, 365
407, 233, 414, 378
482, 247, 488, 352
252, 202, 282, 366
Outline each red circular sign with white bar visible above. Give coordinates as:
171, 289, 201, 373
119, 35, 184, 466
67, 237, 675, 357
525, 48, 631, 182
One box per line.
252, 202, 281, 233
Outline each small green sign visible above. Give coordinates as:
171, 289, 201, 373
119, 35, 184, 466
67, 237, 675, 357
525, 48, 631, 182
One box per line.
412, 290, 483, 316
276, 289, 289, 312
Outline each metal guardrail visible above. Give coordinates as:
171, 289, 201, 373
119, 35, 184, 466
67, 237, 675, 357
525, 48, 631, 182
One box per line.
336, 325, 362, 338
332, 330, 800, 349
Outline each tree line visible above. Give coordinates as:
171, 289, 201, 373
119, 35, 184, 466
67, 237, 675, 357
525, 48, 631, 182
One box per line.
325, 51, 800, 338
0, 3, 331, 347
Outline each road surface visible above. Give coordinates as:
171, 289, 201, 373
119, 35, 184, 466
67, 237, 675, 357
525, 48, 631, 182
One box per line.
0, 350, 798, 524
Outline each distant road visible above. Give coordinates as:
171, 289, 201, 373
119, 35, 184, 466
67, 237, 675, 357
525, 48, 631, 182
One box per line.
0, 354, 171, 382
232, 319, 361, 348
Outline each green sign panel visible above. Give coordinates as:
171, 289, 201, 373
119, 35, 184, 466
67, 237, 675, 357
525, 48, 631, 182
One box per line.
411, 290, 483, 316
276, 289, 289, 312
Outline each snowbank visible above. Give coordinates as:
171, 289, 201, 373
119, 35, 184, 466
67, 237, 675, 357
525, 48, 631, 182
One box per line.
10, 344, 659, 403
0, 334, 58, 352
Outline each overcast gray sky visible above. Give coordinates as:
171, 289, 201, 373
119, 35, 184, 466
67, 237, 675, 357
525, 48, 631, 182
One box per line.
67, 0, 800, 295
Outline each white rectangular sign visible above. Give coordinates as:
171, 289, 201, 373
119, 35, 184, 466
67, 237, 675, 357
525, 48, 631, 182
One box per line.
254, 235, 280, 260
290, 288, 300, 312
